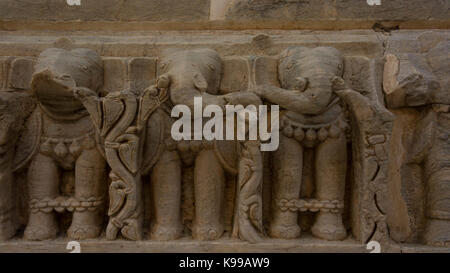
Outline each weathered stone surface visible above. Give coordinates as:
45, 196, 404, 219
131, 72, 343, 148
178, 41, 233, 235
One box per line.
0, 57, 10, 89
0, 91, 35, 241
0, 0, 210, 22
103, 57, 128, 93
253, 56, 279, 87
0, 31, 385, 59
383, 34, 450, 247
0, 0, 447, 32
0, 235, 372, 253
226, 0, 449, 21
8, 58, 35, 90
0, 0, 448, 254
426, 41, 450, 98
220, 55, 278, 94
128, 57, 157, 92
226, 0, 337, 20
220, 57, 249, 94
385, 108, 417, 243
335, 0, 449, 21
384, 34, 450, 108
15, 48, 107, 242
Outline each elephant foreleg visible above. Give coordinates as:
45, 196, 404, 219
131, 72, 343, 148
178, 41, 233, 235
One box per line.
269, 135, 303, 239
311, 134, 347, 241
0, 158, 15, 240
24, 153, 59, 241
192, 149, 225, 240
424, 168, 450, 247
151, 150, 183, 240
68, 148, 106, 240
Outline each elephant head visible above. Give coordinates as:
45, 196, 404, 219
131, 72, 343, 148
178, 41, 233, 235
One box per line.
157, 48, 225, 109
278, 47, 344, 115
31, 48, 103, 119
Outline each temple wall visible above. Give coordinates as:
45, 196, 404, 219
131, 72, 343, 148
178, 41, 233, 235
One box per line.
0, 0, 448, 253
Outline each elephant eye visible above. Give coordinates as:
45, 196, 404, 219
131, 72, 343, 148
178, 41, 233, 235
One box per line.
207, 63, 215, 71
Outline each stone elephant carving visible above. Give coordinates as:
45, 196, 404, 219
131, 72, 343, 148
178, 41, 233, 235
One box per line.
384, 48, 450, 247
150, 48, 262, 240
251, 47, 349, 241
0, 92, 34, 241
75, 48, 263, 242
14, 48, 107, 241
408, 106, 450, 247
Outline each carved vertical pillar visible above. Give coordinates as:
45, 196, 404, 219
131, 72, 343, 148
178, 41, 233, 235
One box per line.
332, 75, 394, 245
75, 86, 167, 240
232, 140, 264, 243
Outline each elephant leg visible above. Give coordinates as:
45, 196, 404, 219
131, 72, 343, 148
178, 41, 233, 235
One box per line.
24, 153, 60, 241
311, 134, 347, 241
68, 148, 106, 240
151, 150, 183, 240
192, 149, 225, 240
269, 135, 303, 239
0, 159, 16, 240
424, 169, 450, 247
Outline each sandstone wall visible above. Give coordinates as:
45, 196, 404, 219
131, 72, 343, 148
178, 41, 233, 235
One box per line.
0, 0, 449, 252
0, 0, 448, 30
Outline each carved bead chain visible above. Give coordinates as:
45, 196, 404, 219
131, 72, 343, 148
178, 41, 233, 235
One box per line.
277, 198, 344, 213
29, 197, 104, 214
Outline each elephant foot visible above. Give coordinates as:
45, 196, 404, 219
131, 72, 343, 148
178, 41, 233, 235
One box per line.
68, 225, 102, 240
151, 224, 183, 241
0, 219, 16, 241
68, 211, 102, 240
311, 212, 347, 241
269, 223, 301, 239
424, 219, 450, 247
24, 212, 58, 241
192, 224, 224, 241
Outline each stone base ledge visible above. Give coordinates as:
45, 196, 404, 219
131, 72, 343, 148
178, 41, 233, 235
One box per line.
1, 20, 449, 32
0, 233, 448, 253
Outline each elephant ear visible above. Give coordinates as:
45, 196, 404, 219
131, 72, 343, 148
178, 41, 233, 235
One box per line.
141, 109, 165, 175
13, 109, 42, 172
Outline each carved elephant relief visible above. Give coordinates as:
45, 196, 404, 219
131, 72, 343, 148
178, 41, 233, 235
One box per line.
0, 45, 404, 249
251, 47, 349, 241
14, 48, 107, 241
147, 48, 261, 241
73, 48, 260, 242
384, 45, 450, 247
0, 91, 34, 241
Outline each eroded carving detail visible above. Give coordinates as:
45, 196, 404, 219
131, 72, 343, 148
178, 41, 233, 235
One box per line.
16, 48, 107, 241
333, 74, 394, 245
252, 47, 349, 241
0, 91, 34, 241
232, 140, 264, 243
156, 49, 262, 241
384, 44, 450, 247
0, 38, 446, 252
75, 83, 168, 240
